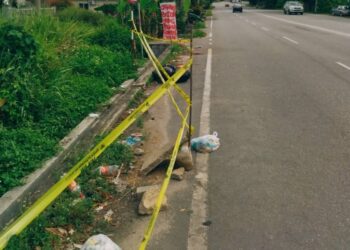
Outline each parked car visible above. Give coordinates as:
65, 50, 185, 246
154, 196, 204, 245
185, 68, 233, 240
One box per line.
283, 1, 304, 15
232, 0, 242, 12
331, 5, 350, 16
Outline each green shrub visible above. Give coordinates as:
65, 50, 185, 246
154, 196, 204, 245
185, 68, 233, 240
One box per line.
0, 61, 41, 127
0, 6, 137, 197
6, 215, 62, 250
47, 0, 73, 10
90, 20, 131, 52
0, 23, 38, 65
94, 4, 118, 16
193, 29, 206, 38
194, 21, 206, 29
58, 7, 105, 26
36, 75, 112, 139
0, 127, 57, 196
68, 45, 135, 87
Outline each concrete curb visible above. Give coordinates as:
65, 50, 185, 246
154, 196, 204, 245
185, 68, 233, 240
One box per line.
0, 46, 170, 230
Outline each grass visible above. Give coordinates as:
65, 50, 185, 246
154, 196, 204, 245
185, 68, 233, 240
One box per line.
194, 21, 206, 29
5, 141, 134, 249
193, 29, 207, 38
206, 9, 213, 16
163, 44, 188, 64
128, 89, 145, 109
0, 10, 138, 196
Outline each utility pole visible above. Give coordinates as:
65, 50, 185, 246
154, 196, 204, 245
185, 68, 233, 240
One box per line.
138, 2, 144, 58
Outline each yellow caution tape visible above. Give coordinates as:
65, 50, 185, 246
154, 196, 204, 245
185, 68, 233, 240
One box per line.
0, 58, 193, 250
139, 106, 190, 250
132, 29, 191, 44
0, 18, 193, 250
131, 20, 194, 250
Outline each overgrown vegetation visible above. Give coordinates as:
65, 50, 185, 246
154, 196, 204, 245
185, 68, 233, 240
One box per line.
0, 10, 137, 196
6, 142, 133, 249
249, 0, 349, 12
1, 0, 212, 246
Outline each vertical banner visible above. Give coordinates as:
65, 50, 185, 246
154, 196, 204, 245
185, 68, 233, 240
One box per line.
160, 2, 178, 40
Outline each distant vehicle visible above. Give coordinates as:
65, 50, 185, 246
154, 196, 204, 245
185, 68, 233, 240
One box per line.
283, 1, 304, 15
232, 0, 242, 12
331, 5, 350, 16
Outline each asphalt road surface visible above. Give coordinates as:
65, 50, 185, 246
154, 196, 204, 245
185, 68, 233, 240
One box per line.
121, 4, 350, 250
205, 3, 350, 250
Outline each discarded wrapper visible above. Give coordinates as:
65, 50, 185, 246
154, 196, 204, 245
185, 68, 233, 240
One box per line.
98, 165, 120, 176
68, 180, 85, 199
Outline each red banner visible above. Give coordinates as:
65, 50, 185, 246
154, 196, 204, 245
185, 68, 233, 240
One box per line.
160, 2, 178, 40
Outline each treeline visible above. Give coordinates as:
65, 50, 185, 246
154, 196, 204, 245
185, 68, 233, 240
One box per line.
249, 0, 350, 12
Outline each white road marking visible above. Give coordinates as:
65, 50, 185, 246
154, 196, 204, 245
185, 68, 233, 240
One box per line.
261, 26, 269, 31
336, 62, 350, 71
261, 14, 350, 39
187, 47, 211, 250
283, 36, 299, 44
188, 18, 213, 250
210, 17, 213, 29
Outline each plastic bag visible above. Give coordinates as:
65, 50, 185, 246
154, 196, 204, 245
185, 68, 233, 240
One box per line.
191, 132, 220, 153
81, 234, 122, 250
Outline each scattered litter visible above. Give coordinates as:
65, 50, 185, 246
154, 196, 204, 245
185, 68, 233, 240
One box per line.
98, 165, 121, 176
123, 135, 142, 146
95, 202, 109, 212
89, 113, 99, 118
45, 227, 68, 238
81, 234, 122, 250
134, 147, 144, 156
68, 181, 85, 199
191, 132, 220, 153
131, 132, 143, 138
127, 108, 135, 114
120, 79, 134, 89
104, 209, 114, 222
177, 70, 191, 83
202, 220, 212, 226
68, 181, 81, 192
114, 179, 128, 193
74, 244, 83, 249
152, 64, 176, 83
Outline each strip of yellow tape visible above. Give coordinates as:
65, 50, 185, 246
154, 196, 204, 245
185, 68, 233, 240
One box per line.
139, 107, 190, 250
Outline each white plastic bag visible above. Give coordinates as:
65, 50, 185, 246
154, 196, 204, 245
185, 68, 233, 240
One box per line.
81, 234, 122, 250
191, 132, 220, 153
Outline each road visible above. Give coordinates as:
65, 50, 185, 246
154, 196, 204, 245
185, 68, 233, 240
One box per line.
119, 4, 350, 250
202, 4, 350, 250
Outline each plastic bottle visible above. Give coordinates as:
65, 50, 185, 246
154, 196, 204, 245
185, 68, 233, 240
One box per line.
68, 180, 85, 199
98, 165, 120, 176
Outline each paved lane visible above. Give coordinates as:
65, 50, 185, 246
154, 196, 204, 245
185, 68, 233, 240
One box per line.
208, 4, 350, 250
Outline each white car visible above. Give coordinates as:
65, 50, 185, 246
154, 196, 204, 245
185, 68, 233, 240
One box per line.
283, 1, 304, 15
